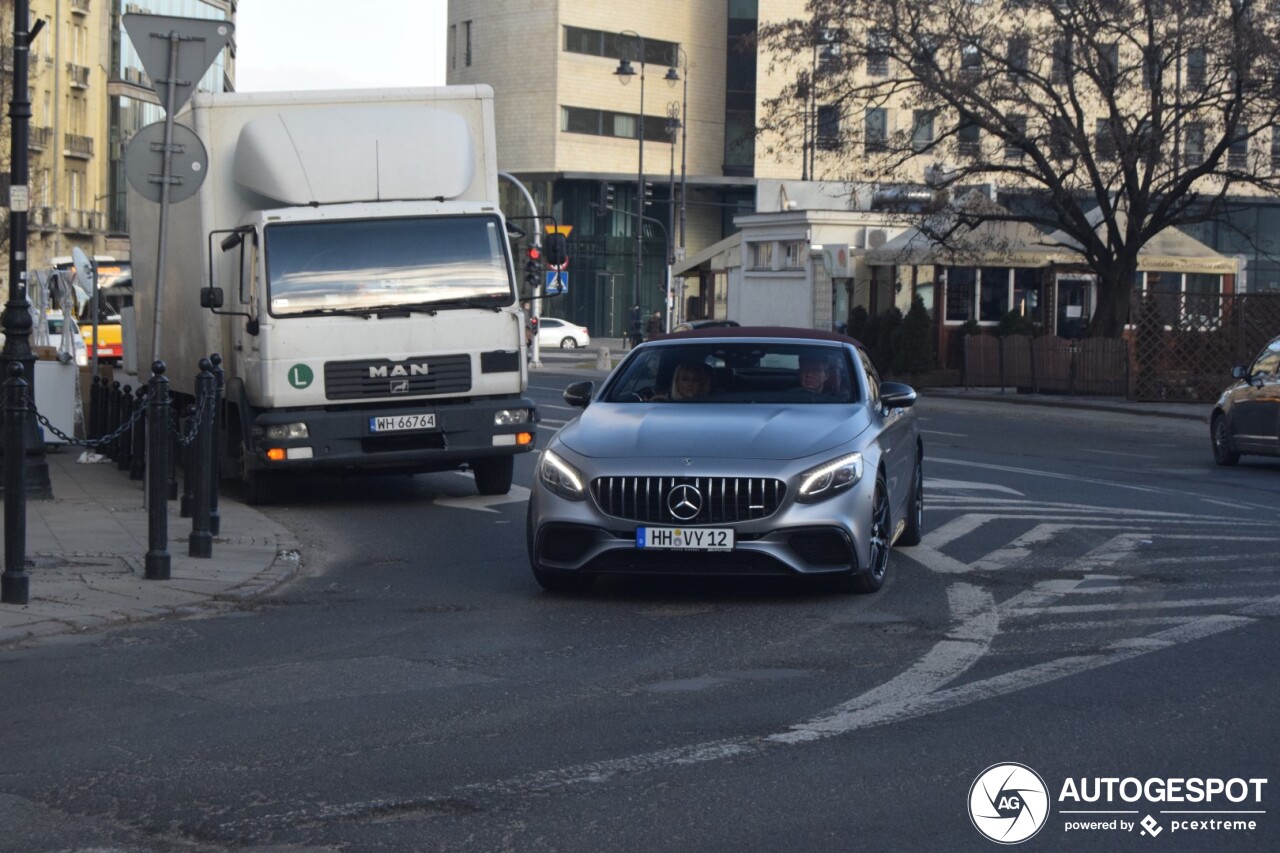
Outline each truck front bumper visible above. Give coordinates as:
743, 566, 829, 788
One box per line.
244, 396, 537, 475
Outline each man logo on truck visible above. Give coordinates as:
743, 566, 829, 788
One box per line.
369, 362, 430, 378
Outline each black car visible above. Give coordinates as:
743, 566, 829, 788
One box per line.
1211, 335, 1280, 465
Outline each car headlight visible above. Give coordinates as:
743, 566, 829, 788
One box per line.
796, 452, 863, 502
538, 449, 586, 500
494, 408, 532, 425
261, 422, 310, 440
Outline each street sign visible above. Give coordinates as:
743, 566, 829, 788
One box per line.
123, 121, 208, 203
545, 271, 567, 296
122, 14, 233, 114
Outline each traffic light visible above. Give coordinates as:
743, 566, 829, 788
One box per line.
596, 182, 614, 215
523, 245, 542, 293
643, 181, 655, 207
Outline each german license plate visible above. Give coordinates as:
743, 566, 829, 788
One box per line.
636, 527, 734, 551
369, 413, 437, 433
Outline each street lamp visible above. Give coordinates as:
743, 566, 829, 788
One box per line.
663, 46, 688, 253
614, 31, 646, 326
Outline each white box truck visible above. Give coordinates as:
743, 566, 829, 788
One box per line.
129, 86, 537, 503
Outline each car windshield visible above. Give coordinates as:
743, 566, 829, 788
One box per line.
265, 215, 513, 316
603, 342, 859, 404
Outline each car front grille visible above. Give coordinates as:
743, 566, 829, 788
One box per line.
324, 355, 471, 400
590, 476, 786, 524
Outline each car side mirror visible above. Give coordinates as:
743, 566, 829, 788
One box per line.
564, 380, 594, 408
1231, 364, 1247, 380
200, 287, 224, 309
880, 381, 917, 409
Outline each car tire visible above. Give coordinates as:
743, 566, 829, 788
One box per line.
1211, 413, 1240, 466
897, 452, 924, 547
841, 471, 891, 594
243, 467, 282, 506
472, 456, 514, 495
560, 337, 578, 349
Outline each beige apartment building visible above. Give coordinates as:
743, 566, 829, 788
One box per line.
1, 0, 235, 281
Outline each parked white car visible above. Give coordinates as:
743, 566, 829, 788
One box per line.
537, 317, 590, 349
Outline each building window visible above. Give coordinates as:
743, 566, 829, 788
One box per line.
561, 106, 672, 143
1052, 38, 1072, 85
1096, 118, 1117, 160
818, 27, 845, 73
1099, 43, 1119, 83
1228, 135, 1248, 169
816, 105, 841, 150
1012, 269, 1041, 321
1272, 127, 1280, 172
958, 115, 980, 157
1007, 37, 1029, 78
960, 40, 981, 76
945, 267, 975, 322
1185, 123, 1206, 167
1050, 117, 1072, 160
865, 107, 888, 153
1187, 48, 1206, 89
1006, 115, 1026, 160
867, 30, 889, 76
1142, 45, 1161, 90
979, 268, 1009, 322
449, 25, 456, 69
563, 25, 679, 66
912, 110, 935, 152
749, 242, 774, 270
782, 241, 805, 269
464, 20, 472, 67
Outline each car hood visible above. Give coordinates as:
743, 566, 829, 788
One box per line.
557, 403, 870, 460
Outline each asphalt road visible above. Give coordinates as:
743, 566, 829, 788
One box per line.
0, 378, 1276, 852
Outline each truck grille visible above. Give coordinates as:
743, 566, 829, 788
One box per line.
324, 355, 471, 400
590, 476, 786, 524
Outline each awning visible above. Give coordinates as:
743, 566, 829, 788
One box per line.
866, 192, 1064, 268
1046, 209, 1238, 275
673, 232, 741, 277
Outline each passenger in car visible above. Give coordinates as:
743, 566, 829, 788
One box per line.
668, 361, 712, 401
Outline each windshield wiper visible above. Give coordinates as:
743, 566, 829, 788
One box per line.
289, 307, 375, 319
403, 296, 507, 314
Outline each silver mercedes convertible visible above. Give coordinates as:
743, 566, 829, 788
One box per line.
527, 327, 923, 593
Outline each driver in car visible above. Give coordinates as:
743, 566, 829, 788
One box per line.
798, 353, 830, 393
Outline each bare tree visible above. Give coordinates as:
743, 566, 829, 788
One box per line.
759, 0, 1280, 336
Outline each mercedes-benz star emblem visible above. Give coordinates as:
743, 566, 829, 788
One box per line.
667, 484, 702, 521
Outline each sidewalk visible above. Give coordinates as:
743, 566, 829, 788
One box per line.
0, 363, 1205, 650
0, 446, 301, 649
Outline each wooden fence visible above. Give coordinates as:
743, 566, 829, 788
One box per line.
964, 335, 1128, 396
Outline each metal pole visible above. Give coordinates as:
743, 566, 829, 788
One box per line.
209, 353, 223, 536
149, 31, 182, 367
2, 0, 52, 509
679, 52, 688, 253
189, 359, 213, 558
498, 172, 543, 368
636, 49, 646, 316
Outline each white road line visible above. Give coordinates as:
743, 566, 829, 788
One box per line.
968, 523, 1075, 574
1006, 596, 1259, 617
926, 478, 1023, 495
1090, 449, 1158, 459
922, 429, 968, 437
930, 456, 1167, 494
921, 513, 996, 550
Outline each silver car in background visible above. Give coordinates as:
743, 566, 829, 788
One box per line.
527, 328, 924, 593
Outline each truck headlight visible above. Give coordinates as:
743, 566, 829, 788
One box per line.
538, 449, 586, 500
796, 452, 863, 502
494, 408, 532, 425
261, 422, 309, 440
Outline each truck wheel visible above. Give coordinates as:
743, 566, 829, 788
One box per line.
243, 468, 281, 505
472, 456, 513, 495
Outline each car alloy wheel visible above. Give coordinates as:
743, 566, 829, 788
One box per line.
560, 337, 578, 349
1211, 414, 1240, 466
843, 472, 890, 594
898, 454, 924, 547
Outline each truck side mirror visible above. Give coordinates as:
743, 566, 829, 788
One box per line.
544, 233, 568, 269
200, 287, 225, 309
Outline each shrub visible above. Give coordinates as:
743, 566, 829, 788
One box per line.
847, 305, 870, 343
873, 307, 902, 374
894, 296, 936, 376
995, 309, 1034, 338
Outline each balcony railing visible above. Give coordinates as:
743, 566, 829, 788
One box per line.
33, 207, 57, 231
63, 133, 94, 158
62, 209, 102, 233
67, 62, 90, 88
28, 125, 53, 149
71, 0, 90, 14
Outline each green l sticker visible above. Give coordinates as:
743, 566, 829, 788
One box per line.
287, 364, 314, 389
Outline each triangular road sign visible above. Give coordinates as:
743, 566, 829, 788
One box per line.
122, 14, 233, 114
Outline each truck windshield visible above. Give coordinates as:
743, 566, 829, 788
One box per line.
265, 215, 513, 316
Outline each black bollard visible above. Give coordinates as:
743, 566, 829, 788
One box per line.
129, 386, 147, 481
167, 408, 180, 501
144, 362, 171, 580
179, 403, 195, 518
89, 375, 104, 442
106, 380, 122, 460
116, 385, 133, 472
1, 363, 29, 604
209, 353, 224, 537
189, 359, 214, 558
